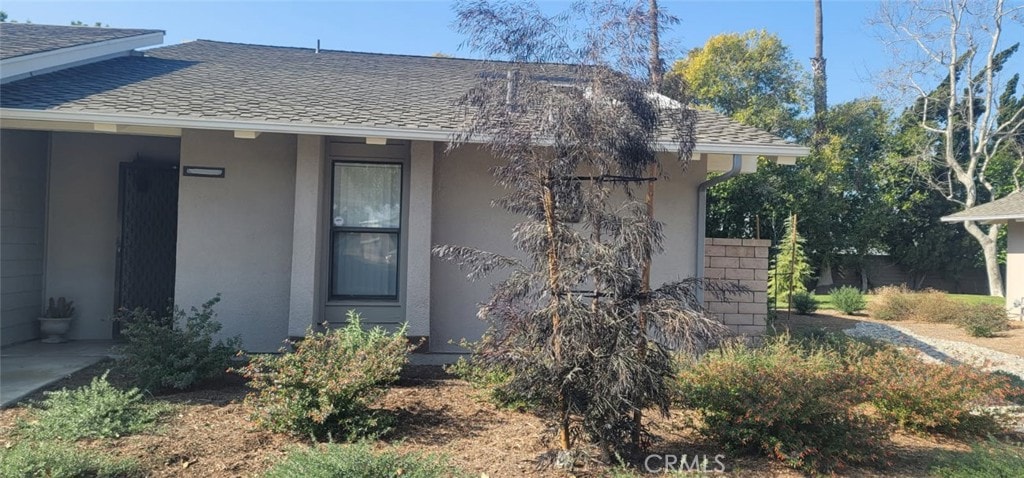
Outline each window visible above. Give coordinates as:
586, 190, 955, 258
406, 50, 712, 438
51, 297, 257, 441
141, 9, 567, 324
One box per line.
330, 162, 402, 300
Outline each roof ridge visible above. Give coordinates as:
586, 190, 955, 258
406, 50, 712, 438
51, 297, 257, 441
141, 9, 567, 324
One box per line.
155, 39, 583, 68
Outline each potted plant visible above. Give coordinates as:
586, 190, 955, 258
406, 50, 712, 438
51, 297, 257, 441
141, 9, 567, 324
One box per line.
38, 297, 75, 343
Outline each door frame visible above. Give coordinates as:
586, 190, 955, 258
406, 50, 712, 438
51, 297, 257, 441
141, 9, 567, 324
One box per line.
113, 159, 180, 337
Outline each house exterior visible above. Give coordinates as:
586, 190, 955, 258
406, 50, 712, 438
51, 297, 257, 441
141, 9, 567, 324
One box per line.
0, 23, 809, 355
942, 192, 1024, 319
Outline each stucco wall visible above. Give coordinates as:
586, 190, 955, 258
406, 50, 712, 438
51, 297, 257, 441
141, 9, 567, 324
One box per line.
1, 129, 49, 345
1007, 221, 1024, 320
429, 147, 707, 354
45, 132, 180, 340
176, 129, 296, 352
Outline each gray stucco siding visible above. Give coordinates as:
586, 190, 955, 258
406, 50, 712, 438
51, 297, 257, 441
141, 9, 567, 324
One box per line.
429, 147, 705, 354
175, 129, 296, 352
1, 129, 49, 345
45, 132, 180, 341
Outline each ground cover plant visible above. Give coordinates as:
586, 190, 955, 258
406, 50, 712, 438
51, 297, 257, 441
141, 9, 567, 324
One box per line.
116, 295, 241, 392
0, 440, 141, 478
929, 438, 1024, 478
263, 442, 463, 478
20, 372, 168, 441
235, 312, 413, 441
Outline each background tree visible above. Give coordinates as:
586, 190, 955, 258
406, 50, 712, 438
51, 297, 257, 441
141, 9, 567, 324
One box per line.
440, 0, 735, 464
811, 0, 827, 143
874, 0, 1024, 296
664, 30, 807, 244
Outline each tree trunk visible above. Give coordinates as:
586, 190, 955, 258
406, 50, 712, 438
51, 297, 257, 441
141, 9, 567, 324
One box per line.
811, 0, 827, 143
818, 260, 834, 293
964, 220, 1005, 297
648, 0, 662, 90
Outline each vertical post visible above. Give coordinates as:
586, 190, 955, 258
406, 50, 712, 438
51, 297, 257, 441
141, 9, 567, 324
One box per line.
786, 213, 797, 317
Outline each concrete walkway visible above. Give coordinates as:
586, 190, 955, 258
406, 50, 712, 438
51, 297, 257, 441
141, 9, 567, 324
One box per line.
1, 340, 115, 407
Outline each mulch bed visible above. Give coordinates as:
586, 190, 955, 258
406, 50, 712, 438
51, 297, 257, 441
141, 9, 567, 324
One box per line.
0, 360, 1004, 477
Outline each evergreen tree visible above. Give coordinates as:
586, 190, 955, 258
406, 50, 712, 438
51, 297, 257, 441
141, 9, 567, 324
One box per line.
768, 214, 813, 302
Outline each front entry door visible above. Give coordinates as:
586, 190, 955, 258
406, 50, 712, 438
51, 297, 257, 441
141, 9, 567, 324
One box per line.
114, 161, 179, 336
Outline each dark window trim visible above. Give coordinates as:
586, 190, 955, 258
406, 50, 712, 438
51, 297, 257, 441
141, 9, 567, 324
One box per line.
329, 160, 404, 302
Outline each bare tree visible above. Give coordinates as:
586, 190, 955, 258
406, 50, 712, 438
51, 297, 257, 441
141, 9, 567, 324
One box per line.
875, 0, 1024, 296
439, 0, 738, 464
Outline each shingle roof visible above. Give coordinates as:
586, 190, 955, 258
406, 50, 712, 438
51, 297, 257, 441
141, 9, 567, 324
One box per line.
942, 192, 1024, 223
0, 39, 801, 150
0, 23, 163, 60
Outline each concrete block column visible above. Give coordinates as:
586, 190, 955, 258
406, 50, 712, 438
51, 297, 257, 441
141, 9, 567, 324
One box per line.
704, 237, 771, 335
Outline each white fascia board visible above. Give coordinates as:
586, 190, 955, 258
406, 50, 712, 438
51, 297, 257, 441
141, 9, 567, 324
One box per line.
0, 107, 811, 158
0, 32, 164, 83
940, 214, 1024, 223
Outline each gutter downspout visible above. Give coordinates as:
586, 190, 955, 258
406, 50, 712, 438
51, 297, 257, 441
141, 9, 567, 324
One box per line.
696, 154, 743, 304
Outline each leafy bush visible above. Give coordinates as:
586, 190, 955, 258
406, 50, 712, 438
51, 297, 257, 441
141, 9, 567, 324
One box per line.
829, 286, 866, 314
236, 312, 413, 441
869, 285, 918, 321
0, 441, 140, 478
913, 290, 967, 323
956, 304, 1010, 337
23, 372, 168, 440
264, 442, 463, 478
857, 348, 1012, 434
930, 438, 1024, 478
789, 329, 888, 365
991, 371, 1024, 405
676, 335, 887, 472
790, 291, 818, 315
116, 296, 241, 392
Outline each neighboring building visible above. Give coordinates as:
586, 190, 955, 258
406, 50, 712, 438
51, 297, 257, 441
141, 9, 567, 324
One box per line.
0, 23, 809, 354
942, 192, 1024, 319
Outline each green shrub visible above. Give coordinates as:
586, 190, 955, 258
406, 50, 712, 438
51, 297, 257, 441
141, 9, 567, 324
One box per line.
676, 335, 887, 472
23, 371, 168, 440
790, 291, 818, 315
0, 441, 140, 478
930, 438, 1024, 478
264, 442, 463, 478
957, 304, 1010, 337
857, 349, 1012, 434
116, 296, 241, 392
236, 312, 413, 441
869, 285, 918, 321
829, 286, 866, 314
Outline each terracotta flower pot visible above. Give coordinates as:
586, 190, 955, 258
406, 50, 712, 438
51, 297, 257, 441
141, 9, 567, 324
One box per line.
38, 317, 73, 343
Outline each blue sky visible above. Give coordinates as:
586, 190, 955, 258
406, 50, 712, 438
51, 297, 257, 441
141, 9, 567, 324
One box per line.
2, 1, 1020, 107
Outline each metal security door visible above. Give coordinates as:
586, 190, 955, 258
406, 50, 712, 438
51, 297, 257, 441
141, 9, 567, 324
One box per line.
114, 161, 179, 335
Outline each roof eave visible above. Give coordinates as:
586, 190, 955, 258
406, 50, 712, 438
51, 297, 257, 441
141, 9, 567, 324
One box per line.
940, 213, 1024, 223
0, 31, 165, 84
0, 107, 810, 158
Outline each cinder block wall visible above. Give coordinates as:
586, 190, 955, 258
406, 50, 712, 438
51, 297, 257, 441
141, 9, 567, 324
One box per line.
704, 238, 771, 335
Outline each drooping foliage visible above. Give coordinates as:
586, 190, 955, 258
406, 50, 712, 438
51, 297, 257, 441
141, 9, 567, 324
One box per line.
768, 214, 813, 302
438, 0, 739, 462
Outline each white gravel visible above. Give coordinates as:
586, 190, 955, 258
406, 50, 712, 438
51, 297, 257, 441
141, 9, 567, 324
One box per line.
844, 321, 1024, 380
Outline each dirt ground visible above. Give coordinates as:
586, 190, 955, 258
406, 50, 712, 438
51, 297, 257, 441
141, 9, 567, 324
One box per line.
0, 360, 1005, 477
778, 310, 1024, 358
